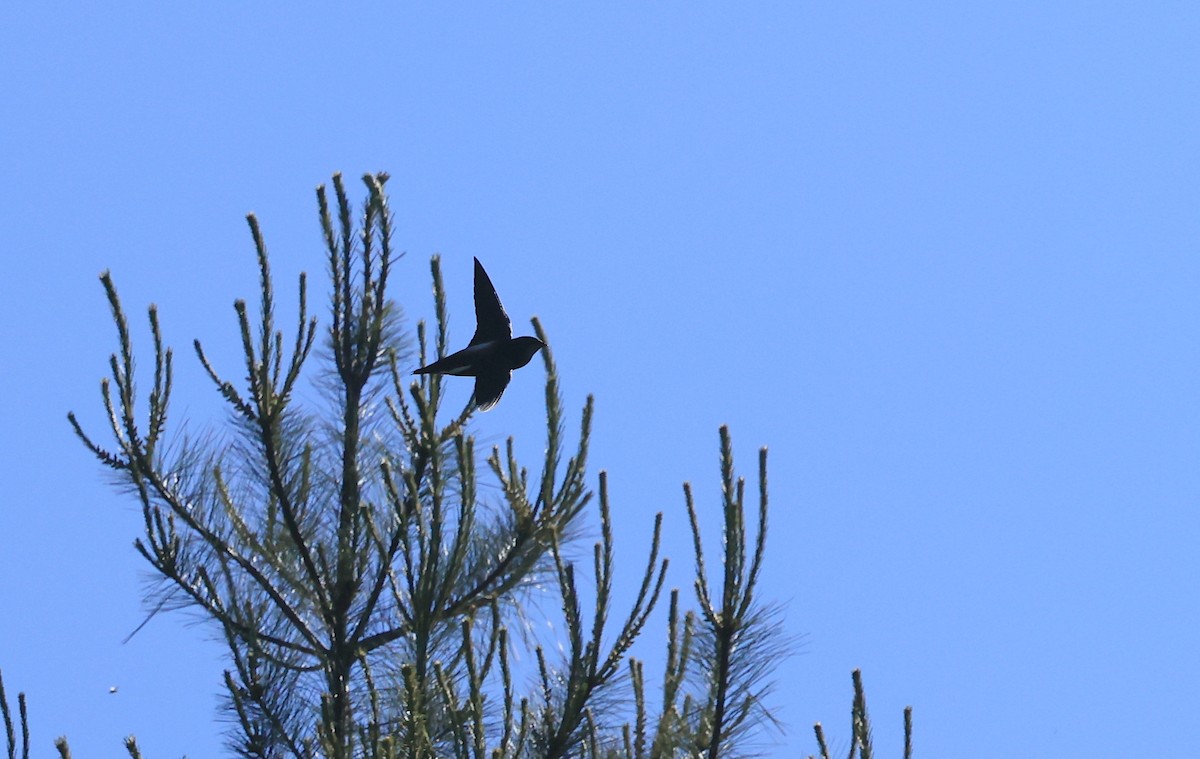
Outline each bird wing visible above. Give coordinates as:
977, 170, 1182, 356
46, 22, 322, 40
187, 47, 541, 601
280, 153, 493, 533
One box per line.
473, 369, 512, 411
470, 258, 512, 346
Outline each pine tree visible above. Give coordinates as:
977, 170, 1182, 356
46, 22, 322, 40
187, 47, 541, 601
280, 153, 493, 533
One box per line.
55, 172, 802, 758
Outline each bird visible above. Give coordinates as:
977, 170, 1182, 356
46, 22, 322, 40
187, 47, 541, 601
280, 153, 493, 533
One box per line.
413, 257, 545, 410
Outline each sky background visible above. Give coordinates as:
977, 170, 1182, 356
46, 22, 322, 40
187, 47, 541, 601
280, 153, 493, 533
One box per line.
2, 4, 1198, 757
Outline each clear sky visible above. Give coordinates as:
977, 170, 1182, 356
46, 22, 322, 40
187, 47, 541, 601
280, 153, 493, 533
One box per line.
2, 4, 1197, 757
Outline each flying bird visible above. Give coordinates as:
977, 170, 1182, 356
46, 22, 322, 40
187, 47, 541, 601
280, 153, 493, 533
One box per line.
413, 258, 545, 410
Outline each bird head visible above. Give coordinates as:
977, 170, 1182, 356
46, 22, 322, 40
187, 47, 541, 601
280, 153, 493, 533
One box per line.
507, 336, 546, 369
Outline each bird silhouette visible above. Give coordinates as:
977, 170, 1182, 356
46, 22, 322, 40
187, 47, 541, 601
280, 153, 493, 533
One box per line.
413, 258, 545, 410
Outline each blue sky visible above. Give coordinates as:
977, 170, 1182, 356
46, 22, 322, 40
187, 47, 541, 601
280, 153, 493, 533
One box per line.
2, 4, 1198, 757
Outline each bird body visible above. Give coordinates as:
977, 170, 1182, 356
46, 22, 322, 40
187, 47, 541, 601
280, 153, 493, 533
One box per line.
413, 258, 544, 410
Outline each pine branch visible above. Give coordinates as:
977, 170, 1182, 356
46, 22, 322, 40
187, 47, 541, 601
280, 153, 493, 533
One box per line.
62, 173, 819, 758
